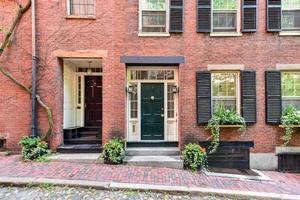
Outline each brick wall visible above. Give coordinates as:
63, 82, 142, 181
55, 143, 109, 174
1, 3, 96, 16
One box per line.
0, 0, 299, 152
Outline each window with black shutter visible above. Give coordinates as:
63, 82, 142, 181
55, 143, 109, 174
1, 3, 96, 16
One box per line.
196, 72, 211, 124
242, 0, 257, 32
196, 70, 257, 125
265, 71, 282, 124
170, 0, 184, 32
241, 71, 257, 124
197, 0, 211, 32
267, 0, 282, 32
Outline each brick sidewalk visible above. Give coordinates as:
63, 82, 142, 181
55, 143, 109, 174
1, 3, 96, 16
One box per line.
0, 155, 299, 196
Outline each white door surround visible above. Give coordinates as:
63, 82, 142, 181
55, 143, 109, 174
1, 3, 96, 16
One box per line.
126, 67, 179, 142
63, 59, 102, 129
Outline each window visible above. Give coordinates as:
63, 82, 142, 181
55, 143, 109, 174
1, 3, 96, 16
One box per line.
167, 84, 175, 118
212, 72, 239, 113
140, 0, 167, 33
213, 0, 238, 32
130, 84, 138, 118
69, 0, 95, 16
282, 0, 300, 31
282, 72, 300, 110
129, 69, 175, 81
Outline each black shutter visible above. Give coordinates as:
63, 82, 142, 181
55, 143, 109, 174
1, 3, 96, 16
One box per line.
197, 0, 211, 33
241, 71, 257, 124
267, 0, 281, 32
265, 71, 282, 124
196, 71, 211, 125
242, 0, 257, 32
170, 0, 184, 33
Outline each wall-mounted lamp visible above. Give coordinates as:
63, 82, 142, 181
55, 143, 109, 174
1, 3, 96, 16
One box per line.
127, 85, 134, 93
172, 85, 179, 93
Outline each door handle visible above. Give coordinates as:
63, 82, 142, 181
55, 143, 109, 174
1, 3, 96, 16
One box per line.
161, 114, 164, 117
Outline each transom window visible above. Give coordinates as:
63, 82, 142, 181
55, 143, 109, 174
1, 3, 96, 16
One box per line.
69, 0, 95, 16
213, 0, 238, 32
212, 72, 239, 113
282, 72, 300, 110
140, 0, 167, 33
282, 0, 300, 31
129, 69, 175, 81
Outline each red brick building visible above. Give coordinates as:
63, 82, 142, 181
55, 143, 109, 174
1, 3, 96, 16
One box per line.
1, 0, 300, 170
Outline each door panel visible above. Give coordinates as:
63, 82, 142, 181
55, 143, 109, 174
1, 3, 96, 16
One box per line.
141, 83, 164, 140
85, 76, 102, 127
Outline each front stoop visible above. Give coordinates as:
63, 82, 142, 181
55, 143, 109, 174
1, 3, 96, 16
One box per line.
50, 153, 103, 164
124, 147, 183, 169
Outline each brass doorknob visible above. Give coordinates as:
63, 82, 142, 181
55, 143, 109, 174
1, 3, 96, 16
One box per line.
161, 114, 164, 117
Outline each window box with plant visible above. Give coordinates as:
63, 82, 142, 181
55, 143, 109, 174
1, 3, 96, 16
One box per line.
206, 105, 246, 153
280, 105, 300, 145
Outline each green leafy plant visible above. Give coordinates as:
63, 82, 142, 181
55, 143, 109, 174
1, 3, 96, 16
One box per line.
281, 105, 300, 146
206, 105, 246, 154
183, 143, 207, 171
19, 136, 51, 161
101, 138, 125, 164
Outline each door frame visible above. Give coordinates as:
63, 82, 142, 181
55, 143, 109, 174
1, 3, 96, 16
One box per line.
126, 67, 179, 142
75, 73, 103, 127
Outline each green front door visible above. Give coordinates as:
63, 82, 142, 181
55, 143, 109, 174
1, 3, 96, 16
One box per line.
141, 83, 164, 140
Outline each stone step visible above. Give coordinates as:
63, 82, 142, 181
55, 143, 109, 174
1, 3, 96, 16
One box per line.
50, 153, 103, 163
57, 144, 102, 153
126, 147, 180, 156
64, 138, 102, 145
124, 156, 183, 169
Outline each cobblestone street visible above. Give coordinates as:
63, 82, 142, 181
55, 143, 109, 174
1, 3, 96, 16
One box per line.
0, 186, 246, 200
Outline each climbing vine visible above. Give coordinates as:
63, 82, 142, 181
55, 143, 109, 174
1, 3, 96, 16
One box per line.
281, 105, 300, 146
0, 0, 53, 141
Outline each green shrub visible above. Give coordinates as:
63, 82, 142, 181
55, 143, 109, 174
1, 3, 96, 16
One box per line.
102, 138, 125, 164
206, 105, 246, 154
281, 105, 300, 145
183, 143, 207, 171
19, 136, 51, 161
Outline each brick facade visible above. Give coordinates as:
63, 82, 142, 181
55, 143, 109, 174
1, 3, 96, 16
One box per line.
0, 0, 300, 153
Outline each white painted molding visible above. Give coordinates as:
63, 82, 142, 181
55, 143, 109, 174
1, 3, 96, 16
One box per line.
208, 64, 245, 71
276, 64, 300, 70
210, 32, 243, 37
279, 31, 300, 36
276, 146, 300, 154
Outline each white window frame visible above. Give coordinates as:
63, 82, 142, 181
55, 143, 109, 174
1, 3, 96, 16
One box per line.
211, 71, 241, 114
280, 0, 300, 35
139, 0, 170, 36
210, 0, 242, 37
67, 0, 96, 17
281, 71, 300, 110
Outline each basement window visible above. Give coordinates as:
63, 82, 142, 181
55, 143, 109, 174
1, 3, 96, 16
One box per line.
69, 0, 95, 16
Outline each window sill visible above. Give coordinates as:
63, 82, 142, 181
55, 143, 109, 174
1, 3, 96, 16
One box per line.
65, 15, 96, 20
138, 33, 170, 37
219, 125, 244, 128
279, 31, 300, 36
210, 32, 243, 37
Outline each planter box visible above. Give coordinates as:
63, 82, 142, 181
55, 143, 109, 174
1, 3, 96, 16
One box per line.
199, 141, 254, 169
218, 125, 244, 128
279, 125, 300, 128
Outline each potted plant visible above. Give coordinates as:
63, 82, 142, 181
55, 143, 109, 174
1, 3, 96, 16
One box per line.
183, 143, 207, 171
280, 105, 300, 146
206, 105, 246, 154
101, 137, 125, 164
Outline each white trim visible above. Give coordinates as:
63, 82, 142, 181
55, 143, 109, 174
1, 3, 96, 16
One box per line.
208, 64, 245, 71
279, 31, 300, 36
211, 0, 241, 34
139, 0, 170, 35
276, 64, 300, 70
126, 67, 179, 142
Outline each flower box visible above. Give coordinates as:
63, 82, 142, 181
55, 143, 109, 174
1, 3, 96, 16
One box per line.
279, 125, 300, 128
219, 125, 244, 128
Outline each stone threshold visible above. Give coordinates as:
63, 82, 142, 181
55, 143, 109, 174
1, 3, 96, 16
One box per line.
0, 177, 299, 200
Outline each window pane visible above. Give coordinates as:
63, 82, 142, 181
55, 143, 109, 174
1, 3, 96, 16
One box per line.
282, 72, 300, 111
167, 84, 175, 118
213, 0, 237, 10
282, 0, 300, 10
213, 12, 237, 32
70, 0, 95, 15
282, 11, 300, 30
129, 70, 175, 81
130, 84, 138, 119
142, 0, 166, 10
142, 11, 166, 32
212, 72, 238, 113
